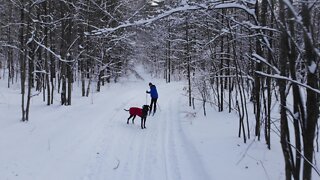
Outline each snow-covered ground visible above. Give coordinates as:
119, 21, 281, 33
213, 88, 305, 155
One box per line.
1, 65, 317, 180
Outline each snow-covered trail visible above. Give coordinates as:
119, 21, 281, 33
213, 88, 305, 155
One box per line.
81, 81, 211, 180
0, 75, 213, 180
1, 65, 297, 180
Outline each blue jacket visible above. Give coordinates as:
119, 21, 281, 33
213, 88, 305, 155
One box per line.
148, 85, 158, 99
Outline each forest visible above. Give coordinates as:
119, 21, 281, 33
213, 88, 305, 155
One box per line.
0, 0, 319, 179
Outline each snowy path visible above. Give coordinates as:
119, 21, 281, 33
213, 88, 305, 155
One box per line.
80, 82, 211, 180
0, 72, 295, 180
0, 77, 213, 180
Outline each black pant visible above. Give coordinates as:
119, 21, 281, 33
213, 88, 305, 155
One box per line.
149, 98, 157, 114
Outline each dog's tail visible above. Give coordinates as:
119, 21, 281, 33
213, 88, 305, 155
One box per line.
124, 109, 129, 111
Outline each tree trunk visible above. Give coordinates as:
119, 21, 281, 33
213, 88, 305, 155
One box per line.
301, 1, 319, 179
25, 4, 34, 121
254, 1, 262, 141
7, 2, 14, 88
19, 0, 26, 121
279, 1, 294, 179
185, 14, 192, 107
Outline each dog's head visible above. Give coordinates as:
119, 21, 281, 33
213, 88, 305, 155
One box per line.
142, 105, 149, 112
142, 105, 149, 116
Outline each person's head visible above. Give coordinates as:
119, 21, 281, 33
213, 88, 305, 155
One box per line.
149, 82, 153, 87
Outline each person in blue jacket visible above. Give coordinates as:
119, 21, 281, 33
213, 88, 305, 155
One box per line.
146, 82, 158, 115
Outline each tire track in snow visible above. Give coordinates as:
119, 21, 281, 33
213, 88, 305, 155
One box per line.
169, 97, 212, 180
157, 84, 212, 180
139, 110, 169, 180
81, 91, 143, 180
164, 97, 182, 180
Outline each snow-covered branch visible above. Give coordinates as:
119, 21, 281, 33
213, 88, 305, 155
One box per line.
251, 53, 280, 74
86, 2, 209, 36
214, 1, 256, 18
256, 71, 320, 94
33, 39, 75, 63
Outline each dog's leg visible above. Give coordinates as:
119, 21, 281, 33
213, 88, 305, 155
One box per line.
127, 115, 133, 124
132, 115, 136, 124
141, 117, 146, 129
143, 117, 146, 128
141, 117, 144, 129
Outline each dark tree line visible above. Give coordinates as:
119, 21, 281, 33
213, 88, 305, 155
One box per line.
0, 0, 134, 121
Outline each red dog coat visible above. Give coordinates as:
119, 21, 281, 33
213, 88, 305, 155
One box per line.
129, 107, 143, 117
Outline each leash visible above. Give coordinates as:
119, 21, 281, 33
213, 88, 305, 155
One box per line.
145, 92, 148, 105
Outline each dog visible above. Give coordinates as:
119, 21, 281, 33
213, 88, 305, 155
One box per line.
124, 105, 149, 129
